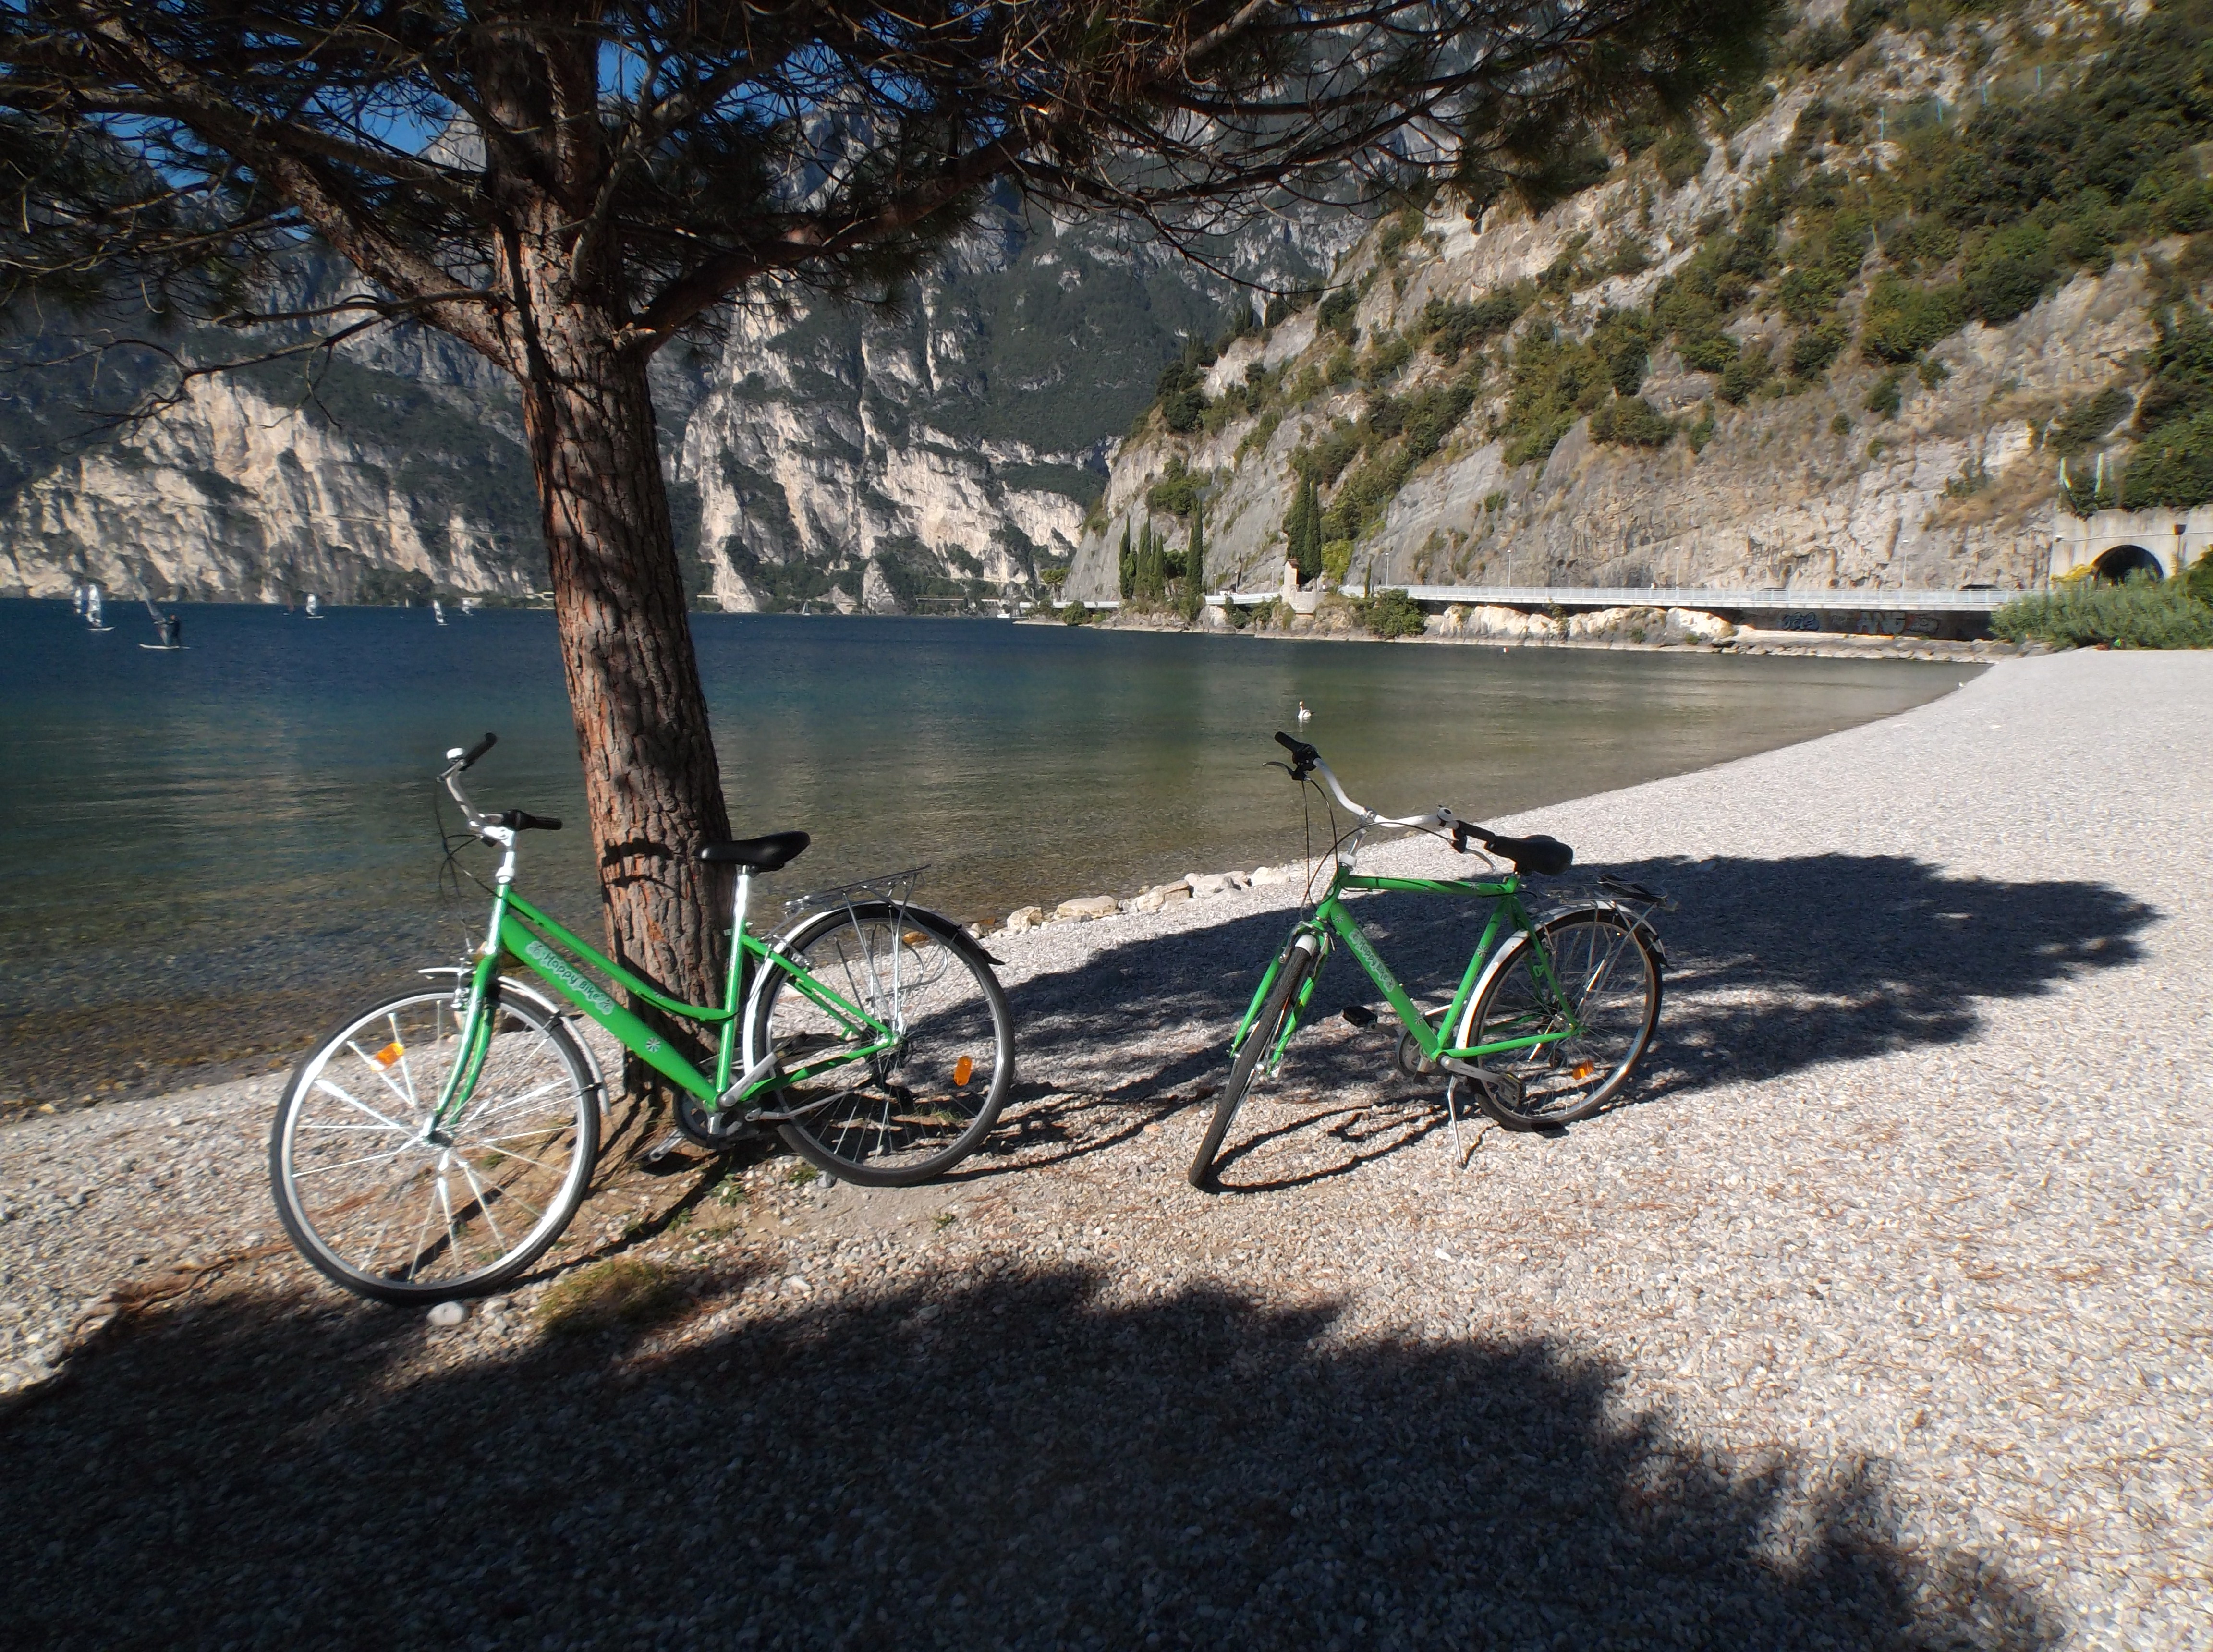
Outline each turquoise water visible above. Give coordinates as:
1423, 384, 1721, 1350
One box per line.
0, 601, 1968, 1103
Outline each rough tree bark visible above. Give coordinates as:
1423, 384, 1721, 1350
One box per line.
474, 48, 733, 1073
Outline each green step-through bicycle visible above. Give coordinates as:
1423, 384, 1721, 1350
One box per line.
1189, 732, 1671, 1187
269, 734, 1014, 1303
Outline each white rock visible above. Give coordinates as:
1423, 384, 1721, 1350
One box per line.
1666, 607, 1737, 643
1002, 906, 1045, 934
1055, 895, 1119, 920
427, 1300, 466, 1328
1185, 872, 1244, 897
1131, 883, 1194, 914
1248, 863, 1301, 886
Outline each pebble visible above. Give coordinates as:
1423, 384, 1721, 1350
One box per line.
0, 654, 2206, 1646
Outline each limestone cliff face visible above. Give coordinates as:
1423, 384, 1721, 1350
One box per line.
675, 205, 1352, 611
0, 199, 1349, 608
1070, 16, 2127, 606
0, 369, 544, 603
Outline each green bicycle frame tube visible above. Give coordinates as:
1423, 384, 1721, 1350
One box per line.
1230, 861, 1581, 1070
436, 879, 899, 1118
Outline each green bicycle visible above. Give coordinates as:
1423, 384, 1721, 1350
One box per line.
1189, 732, 1669, 1188
269, 733, 1014, 1304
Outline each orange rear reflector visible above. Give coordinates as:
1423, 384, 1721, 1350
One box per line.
373, 1042, 405, 1069
952, 1056, 974, 1087
1571, 1062, 1594, 1081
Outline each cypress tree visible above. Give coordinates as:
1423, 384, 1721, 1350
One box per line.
1182, 506, 1206, 623
1118, 520, 1134, 601
1286, 474, 1323, 583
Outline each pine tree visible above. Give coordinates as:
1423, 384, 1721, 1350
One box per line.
1118, 521, 1134, 602
1182, 507, 1207, 623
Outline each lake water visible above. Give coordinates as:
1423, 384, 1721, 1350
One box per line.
0, 601, 1969, 1105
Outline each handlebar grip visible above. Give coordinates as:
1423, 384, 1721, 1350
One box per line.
459, 732, 497, 770
1274, 730, 1320, 765
499, 809, 561, 832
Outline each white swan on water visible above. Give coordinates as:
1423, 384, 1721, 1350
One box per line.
1296, 700, 1312, 722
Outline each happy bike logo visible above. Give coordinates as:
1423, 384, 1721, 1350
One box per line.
521, 938, 620, 1019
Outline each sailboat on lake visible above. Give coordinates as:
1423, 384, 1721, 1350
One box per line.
432, 599, 447, 625
85, 585, 113, 632
304, 593, 325, 619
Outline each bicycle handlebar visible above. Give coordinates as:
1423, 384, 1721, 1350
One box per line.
1274, 730, 1454, 838
455, 731, 497, 770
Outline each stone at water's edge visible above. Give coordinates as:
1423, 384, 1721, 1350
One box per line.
1131, 883, 1194, 914
1001, 906, 1046, 934
1186, 872, 1249, 898
1054, 895, 1119, 921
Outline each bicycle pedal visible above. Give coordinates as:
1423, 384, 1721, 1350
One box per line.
1339, 1005, 1377, 1029
645, 1130, 690, 1165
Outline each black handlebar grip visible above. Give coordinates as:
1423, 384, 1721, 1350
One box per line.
1274, 730, 1320, 765
499, 809, 561, 832
460, 731, 498, 770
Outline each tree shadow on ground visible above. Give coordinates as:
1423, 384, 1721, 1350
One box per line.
1001, 853, 2158, 1138
1, 1270, 2059, 1650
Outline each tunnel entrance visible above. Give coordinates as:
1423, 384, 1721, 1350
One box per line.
2092, 544, 2166, 584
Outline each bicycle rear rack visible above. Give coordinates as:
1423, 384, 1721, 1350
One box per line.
782, 865, 928, 932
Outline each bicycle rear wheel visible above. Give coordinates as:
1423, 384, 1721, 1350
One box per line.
1189, 937, 1314, 1189
1456, 909, 1661, 1129
747, 904, 1013, 1187
269, 986, 599, 1303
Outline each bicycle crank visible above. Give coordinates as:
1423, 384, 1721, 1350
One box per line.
1438, 1057, 1524, 1111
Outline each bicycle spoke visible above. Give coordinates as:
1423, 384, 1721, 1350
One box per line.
451, 1156, 512, 1256
292, 1143, 421, 1179
315, 1077, 415, 1138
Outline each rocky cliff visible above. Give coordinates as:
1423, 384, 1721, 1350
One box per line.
1069, 0, 2198, 607
0, 196, 1350, 608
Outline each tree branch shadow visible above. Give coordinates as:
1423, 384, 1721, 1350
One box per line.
0, 1270, 2064, 1648
1006, 854, 2158, 1166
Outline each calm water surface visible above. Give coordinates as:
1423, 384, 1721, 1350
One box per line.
0, 601, 1969, 1103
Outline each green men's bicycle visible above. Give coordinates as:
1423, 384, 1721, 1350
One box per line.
1189, 732, 1670, 1188
269, 734, 1014, 1304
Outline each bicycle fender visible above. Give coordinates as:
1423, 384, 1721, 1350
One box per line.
1537, 900, 1669, 972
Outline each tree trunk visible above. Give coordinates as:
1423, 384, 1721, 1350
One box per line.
506, 225, 732, 1075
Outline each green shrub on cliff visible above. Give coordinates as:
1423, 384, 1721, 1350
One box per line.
1357, 587, 1429, 638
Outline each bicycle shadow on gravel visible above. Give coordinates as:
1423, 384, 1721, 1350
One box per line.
0, 1270, 2060, 1650
1001, 852, 2158, 1135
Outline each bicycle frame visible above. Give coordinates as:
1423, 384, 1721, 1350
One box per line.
1230, 858, 1576, 1075
431, 856, 896, 1125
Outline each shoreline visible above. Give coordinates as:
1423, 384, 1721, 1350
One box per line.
3, 652, 2209, 1640
1025, 605, 2018, 663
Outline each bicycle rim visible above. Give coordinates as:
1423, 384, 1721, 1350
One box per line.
270, 988, 598, 1302
751, 905, 1012, 1187
1458, 911, 1660, 1127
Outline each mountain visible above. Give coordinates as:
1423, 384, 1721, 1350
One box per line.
1070, 0, 2211, 608
0, 194, 1354, 609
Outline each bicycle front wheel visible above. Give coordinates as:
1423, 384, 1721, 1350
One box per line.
269, 987, 599, 1304
1189, 937, 1314, 1188
747, 904, 1013, 1187
1456, 909, 1661, 1129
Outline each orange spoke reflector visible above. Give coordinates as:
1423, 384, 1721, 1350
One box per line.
1571, 1062, 1595, 1081
373, 1042, 406, 1069
902, 931, 928, 948
952, 1056, 974, 1087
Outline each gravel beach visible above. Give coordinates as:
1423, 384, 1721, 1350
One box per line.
2, 650, 2206, 1649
